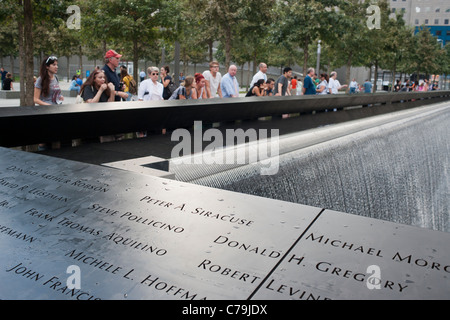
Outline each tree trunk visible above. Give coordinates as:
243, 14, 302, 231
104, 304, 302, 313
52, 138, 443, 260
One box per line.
133, 38, 138, 79
208, 40, 213, 62
391, 61, 397, 92
174, 41, 180, 86
18, 12, 25, 106
66, 56, 70, 81
183, 49, 187, 75
346, 55, 352, 93
373, 61, 378, 93
302, 42, 309, 76
10, 56, 15, 76
345, 62, 352, 93
225, 25, 232, 70
23, 0, 34, 107
247, 61, 251, 90
78, 45, 83, 77
240, 63, 244, 90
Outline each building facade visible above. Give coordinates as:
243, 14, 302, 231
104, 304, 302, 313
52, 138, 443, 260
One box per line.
390, 0, 450, 46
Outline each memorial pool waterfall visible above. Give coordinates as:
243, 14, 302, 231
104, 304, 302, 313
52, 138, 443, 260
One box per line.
170, 102, 450, 233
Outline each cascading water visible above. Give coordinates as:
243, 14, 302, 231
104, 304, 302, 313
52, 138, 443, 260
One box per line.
170, 102, 450, 233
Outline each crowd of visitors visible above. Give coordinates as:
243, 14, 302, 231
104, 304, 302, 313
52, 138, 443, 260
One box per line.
0, 51, 443, 150
1, 50, 442, 106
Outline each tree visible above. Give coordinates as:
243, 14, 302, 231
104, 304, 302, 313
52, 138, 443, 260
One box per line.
52, 22, 82, 81
0, 14, 19, 76
380, 15, 415, 91
179, 0, 219, 66
1, 0, 70, 106
236, 1, 275, 75
176, 0, 210, 73
80, 0, 176, 78
439, 44, 450, 89
270, 0, 344, 74
16, 0, 34, 107
326, 0, 393, 92
190, 0, 245, 69
213, 0, 276, 82
414, 26, 442, 78
81, 1, 163, 71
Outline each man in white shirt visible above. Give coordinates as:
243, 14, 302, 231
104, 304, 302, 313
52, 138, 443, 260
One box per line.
138, 66, 164, 101
349, 78, 358, 93
249, 62, 268, 88
203, 61, 223, 98
328, 71, 348, 94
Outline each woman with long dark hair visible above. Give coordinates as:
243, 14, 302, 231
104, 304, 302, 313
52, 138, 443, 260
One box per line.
160, 65, 172, 100
245, 79, 266, 97
34, 56, 64, 105
80, 69, 115, 103
81, 69, 117, 143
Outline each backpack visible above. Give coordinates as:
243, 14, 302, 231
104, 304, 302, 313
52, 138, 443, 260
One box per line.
128, 76, 137, 95
167, 80, 178, 97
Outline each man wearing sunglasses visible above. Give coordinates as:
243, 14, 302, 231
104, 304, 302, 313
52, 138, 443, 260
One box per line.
102, 50, 128, 102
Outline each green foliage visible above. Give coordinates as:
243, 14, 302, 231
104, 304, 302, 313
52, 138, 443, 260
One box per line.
413, 26, 442, 76
0, 0, 448, 87
441, 44, 450, 76
0, 21, 18, 58
270, 0, 345, 72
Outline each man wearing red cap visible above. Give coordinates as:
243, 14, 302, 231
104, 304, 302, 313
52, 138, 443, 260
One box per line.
102, 50, 128, 101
